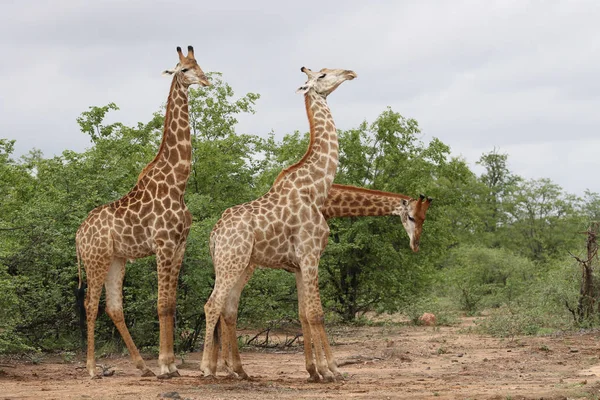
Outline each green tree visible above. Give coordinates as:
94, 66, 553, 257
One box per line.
503, 178, 583, 262
476, 149, 521, 240
444, 245, 536, 313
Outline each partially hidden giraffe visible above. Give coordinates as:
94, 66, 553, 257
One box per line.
76, 46, 210, 379
217, 184, 432, 379
201, 67, 357, 382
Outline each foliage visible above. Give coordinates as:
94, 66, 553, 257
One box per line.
443, 245, 537, 314
502, 178, 584, 262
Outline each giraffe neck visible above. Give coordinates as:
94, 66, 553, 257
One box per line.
137, 76, 191, 187
273, 91, 339, 204
321, 184, 412, 219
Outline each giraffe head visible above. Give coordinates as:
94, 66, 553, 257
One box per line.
396, 194, 432, 253
163, 45, 211, 87
296, 67, 357, 97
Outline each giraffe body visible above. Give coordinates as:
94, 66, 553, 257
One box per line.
201, 67, 357, 382
76, 46, 209, 378
218, 184, 432, 379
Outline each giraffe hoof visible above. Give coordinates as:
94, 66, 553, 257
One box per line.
168, 370, 181, 378
237, 371, 249, 380
141, 369, 156, 377
202, 373, 217, 382
322, 374, 335, 383
307, 374, 321, 383
90, 374, 102, 380
334, 372, 345, 381
157, 373, 173, 380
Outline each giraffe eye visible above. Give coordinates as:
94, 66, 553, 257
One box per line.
408, 216, 415, 222
181, 68, 189, 73
319, 73, 326, 79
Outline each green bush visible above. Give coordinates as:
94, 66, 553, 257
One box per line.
0, 265, 34, 353
443, 245, 537, 314
476, 256, 584, 336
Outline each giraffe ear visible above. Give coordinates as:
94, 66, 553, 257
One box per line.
296, 84, 309, 94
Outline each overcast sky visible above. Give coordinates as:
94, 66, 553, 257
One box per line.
1, 0, 599, 195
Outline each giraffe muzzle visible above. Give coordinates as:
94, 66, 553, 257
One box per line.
199, 76, 211, 87
344, 70, 357, 80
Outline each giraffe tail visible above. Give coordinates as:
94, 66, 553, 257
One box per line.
214, 315, 221, 351
76, 242, 83, 289
75, 240, 87, 351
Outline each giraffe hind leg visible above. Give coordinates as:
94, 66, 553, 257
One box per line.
83, 258, 111, 378
202, 247, 252, 378
220, 264, 256, 379
104, 257, 154, 377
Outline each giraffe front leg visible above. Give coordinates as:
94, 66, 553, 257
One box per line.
300, 258, 335, 383
318, 323, 342, 380
295, 271, 319, 382
161, 244, 186, 378
155, 246, 183, 379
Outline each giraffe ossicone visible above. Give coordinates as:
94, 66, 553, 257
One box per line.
76, 45, 209, 379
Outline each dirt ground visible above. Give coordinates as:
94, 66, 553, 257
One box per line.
3, 317, 600, 400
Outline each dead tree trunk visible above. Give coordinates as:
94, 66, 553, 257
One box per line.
572, 222, 599, 322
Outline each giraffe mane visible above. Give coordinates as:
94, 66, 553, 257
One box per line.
273, 94, 316, 185
331, 183, 414, 201
137, 77, 178, 182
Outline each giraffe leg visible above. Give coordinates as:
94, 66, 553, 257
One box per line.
217, 315, 234, 376
294, 270, 319, 382
104, 257, 154, 377
300, 255, 335, 382
201, 286, 224, 378
317, 322, 341, 380
319, 322, 342, 379
220, 264, 255, 379
155, 246, 184, 379
201, 248, 251, 378
161, 243, 186, 378
83, 260, 110, 378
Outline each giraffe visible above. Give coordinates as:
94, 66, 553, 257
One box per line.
201, 67, 357, 382
217, 183, 432, 379
75, 46, 210, 379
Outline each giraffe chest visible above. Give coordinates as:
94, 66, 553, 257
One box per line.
110, 199, 192, 259
248, 204, 330, 268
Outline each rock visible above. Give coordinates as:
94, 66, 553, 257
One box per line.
419, 313, 437, 326
158, 392, 182, 399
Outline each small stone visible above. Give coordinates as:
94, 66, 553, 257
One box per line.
457, 353, 464, 357
158, 392, 182, 399
570, 348, 579, 353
